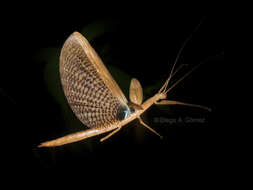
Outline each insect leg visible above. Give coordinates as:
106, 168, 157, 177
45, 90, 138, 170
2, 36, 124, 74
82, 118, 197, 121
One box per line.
100, 127, 122, 142
138, 117, 163, 139
155, 100, 211, 112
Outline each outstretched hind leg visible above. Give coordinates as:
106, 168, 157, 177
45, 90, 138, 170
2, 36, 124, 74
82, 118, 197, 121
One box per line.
100, 127, 122, 142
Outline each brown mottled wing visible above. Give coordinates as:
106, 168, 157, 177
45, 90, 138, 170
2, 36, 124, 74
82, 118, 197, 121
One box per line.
59, 32, 130, 128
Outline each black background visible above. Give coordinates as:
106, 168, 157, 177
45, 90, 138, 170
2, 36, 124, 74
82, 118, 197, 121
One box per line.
1, 3, 223, 186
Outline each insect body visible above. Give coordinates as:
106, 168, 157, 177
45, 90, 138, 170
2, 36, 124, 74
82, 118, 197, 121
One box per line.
38, 32, 210, 147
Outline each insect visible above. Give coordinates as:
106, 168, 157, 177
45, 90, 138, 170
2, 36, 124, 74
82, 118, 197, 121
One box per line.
38, 31, 210, 147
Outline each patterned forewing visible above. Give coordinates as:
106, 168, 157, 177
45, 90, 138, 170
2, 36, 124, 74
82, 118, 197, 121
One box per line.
60, 33, 128, 128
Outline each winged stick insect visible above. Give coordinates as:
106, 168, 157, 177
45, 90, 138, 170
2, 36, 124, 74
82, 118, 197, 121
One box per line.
38, 31, 210, 148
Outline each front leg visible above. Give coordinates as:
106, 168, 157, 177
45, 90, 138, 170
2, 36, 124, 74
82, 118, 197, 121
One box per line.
155, 100, 211, 112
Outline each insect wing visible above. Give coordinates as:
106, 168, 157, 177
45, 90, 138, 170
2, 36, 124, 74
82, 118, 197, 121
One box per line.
129, 78, 143, 105
60, 32, 130, 128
